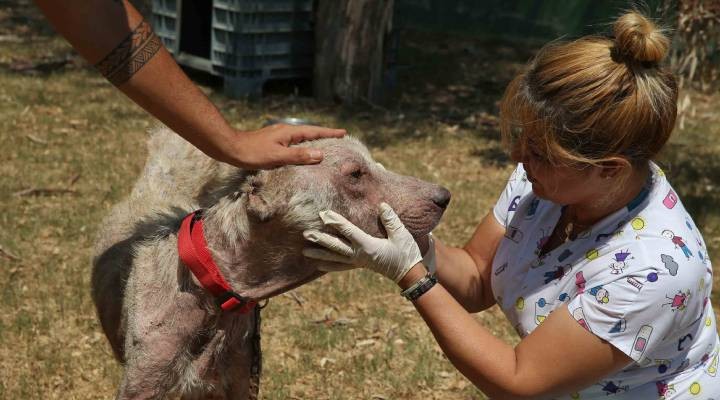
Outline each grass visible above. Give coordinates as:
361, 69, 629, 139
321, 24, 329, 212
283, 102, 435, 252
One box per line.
1, 2, 719, 399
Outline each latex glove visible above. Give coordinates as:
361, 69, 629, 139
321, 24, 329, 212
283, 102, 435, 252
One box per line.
302, 203, 422, 282
422, 233, 437, 275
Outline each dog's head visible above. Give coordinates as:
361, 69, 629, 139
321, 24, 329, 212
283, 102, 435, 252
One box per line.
208, 136, 450, 299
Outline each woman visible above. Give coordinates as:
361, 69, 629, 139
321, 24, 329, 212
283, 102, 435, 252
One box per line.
303, 11, 720, 399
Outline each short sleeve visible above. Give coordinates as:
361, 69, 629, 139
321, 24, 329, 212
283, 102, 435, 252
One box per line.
566, 242, 705, 364
492, 164, 528, 227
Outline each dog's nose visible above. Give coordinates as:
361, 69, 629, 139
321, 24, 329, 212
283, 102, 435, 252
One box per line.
432, 187, 451, 210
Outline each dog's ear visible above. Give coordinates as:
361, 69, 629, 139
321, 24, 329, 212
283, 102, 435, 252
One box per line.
245, 172, 276, 222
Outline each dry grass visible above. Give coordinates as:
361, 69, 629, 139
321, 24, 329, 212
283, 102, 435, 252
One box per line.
1, 2, 718, 399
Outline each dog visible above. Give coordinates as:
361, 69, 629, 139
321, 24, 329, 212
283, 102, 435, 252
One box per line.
92, 125, 450, 399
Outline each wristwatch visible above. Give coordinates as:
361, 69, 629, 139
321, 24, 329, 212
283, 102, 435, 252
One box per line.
400, 274, 438, 301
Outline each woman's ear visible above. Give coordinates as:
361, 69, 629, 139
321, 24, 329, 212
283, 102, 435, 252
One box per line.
598, 157, 632, 179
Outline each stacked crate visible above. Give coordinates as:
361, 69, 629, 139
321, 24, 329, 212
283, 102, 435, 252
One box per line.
152, 0, 314, 97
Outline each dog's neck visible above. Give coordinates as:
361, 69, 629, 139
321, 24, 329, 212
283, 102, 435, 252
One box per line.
197, 196, 322, 301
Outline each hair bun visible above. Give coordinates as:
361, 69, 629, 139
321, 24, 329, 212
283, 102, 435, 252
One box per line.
613, 12, 669, 63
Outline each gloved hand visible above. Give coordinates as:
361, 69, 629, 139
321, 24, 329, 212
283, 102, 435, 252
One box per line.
302, 203, 422, 282
422, 232, 437, 275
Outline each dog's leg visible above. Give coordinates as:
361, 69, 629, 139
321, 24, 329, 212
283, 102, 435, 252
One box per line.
115, 331, 187, 400
116, 291, 211, 400
219, 313, 258, 400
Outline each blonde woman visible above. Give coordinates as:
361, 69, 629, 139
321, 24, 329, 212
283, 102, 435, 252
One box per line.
304, 11, 720, 399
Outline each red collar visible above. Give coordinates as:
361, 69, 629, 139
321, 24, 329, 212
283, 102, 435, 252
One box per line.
178, 210, 256, 313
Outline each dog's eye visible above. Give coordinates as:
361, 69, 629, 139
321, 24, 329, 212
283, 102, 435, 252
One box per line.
350, 169, 363, 179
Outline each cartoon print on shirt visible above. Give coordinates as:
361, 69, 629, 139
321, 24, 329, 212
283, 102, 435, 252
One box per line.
589, 285, 610, 304
694, 234, 709, 265
585, 247, 602, 261
609, 319, 627, 334
508, 195, 520, 212
543, 264, 571, 284
525, 197, 539, 219
661, 254, 679, 276
631, 216, 645, 239
557, 248, 573, 262
657, 380, 676, 399
706, 352, 718, 377
654, 359, 672, 374
663, 189, 678, 209
664, 290, 691, 312
575, 271, 587, 294
572, 307, 592, 332
505, 225, 524, 243
535, 297, 552, 325
662, 229, 694, 259
495, 262, 508, 276
626, 270, 660, 292
630, 325, 653, 361
610, 249, 632, 274
688, 381, 702, 395
598, 380, 629, 395
678, 333, 694, 351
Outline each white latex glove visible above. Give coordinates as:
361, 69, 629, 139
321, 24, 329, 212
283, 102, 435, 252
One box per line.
422, 232, 437, 275
302, 203, 422, 282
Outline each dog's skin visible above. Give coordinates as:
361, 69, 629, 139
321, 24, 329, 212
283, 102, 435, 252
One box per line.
92, 126, 450, 399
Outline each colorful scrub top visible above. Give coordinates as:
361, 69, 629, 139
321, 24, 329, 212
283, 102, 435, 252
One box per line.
491, 163, 720, 399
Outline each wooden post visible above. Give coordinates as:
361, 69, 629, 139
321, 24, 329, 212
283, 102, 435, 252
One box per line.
314, 0, 395, 105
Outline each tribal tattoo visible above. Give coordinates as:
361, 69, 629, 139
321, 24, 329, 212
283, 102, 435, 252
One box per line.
94, 20, 162, 86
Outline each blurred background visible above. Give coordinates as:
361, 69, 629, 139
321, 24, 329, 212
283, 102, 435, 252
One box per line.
0, 0, 718, 398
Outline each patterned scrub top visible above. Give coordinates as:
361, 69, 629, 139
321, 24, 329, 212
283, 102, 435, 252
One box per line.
491, 163, 720, 399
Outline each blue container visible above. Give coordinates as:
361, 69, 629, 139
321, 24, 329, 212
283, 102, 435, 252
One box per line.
151, 0, 314, 97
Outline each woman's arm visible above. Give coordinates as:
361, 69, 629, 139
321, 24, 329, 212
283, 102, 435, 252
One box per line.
400, 264, 632, 399
33, 0, 345, 169
306, 205, 633, 399
433, 211, 505, 313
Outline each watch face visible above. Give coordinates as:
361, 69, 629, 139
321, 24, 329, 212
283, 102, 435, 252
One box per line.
405, 275, 437, 301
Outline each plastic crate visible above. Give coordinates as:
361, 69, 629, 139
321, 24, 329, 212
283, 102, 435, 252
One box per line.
152, 0, 314, 97
151, 0, 180, 54
211, 0, 314, 96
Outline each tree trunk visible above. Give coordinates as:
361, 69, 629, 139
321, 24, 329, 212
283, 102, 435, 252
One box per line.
314, 0, 394, 105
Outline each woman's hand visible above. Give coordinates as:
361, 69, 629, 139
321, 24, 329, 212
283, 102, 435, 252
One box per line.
302, 203, 422, 282
223, 124, 346, 169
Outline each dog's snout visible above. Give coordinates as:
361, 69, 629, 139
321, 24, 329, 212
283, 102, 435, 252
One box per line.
432, 187, 451, 210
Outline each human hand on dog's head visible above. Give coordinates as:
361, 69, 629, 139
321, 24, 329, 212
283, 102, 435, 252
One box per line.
302, 203, 423, 283
220, 124, 346, 169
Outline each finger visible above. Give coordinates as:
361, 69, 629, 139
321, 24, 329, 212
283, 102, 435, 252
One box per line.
316, 263, 358, 272
285, 126, 346, 144
302, 248, 354, 265
272, 146, 325, 166
303, 230, 354, 257
318, 210, 372, 244
379, 203, 404, 238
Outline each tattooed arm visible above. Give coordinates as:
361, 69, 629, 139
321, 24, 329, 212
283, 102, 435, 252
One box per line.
33, 0, 345, 169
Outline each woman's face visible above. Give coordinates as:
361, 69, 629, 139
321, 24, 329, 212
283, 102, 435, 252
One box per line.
515, 144, 603, 207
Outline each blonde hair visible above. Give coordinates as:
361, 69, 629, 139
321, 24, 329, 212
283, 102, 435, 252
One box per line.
499, 11, 678, 168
